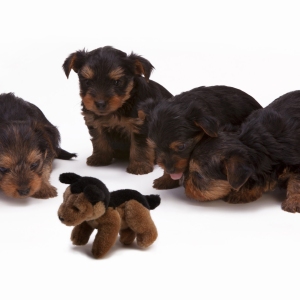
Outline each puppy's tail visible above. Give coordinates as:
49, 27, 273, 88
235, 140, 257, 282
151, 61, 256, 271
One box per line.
145, 195, 161, 210
56, 148, 77, 160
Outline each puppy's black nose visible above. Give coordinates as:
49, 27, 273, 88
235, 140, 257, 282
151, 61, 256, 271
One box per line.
58, 216, 64, 222
17, 188, 30, 196
95, 100, 106, 110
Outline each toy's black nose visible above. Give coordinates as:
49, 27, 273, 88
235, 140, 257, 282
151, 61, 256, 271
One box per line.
95, 100, 106, 110
17, 188, 30, 196
58, 216, 64, 222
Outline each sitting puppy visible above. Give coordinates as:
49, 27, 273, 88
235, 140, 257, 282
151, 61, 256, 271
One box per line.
146, 86, 261, 189
58, 172, 160, 258
0, 93, 76, 199
63, 46, 172, 174
184, 90, 300, 213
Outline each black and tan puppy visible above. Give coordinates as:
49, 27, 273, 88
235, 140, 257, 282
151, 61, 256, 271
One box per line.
184, 90, 300, 213
147, 86, 261, 189
63, 46, 172, 174
0, 93, 76, 199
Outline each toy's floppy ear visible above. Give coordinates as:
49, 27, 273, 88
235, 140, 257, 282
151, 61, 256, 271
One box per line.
194, 115, 219, 137
224, 154, 253, 190
62, 50, 87, 78
59, 173, 82, 184
128, 53, 154, 82
84, 185, 109, 206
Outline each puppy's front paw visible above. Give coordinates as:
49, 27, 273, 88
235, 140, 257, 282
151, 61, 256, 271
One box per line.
282, 195, 300, 213
86, 154, 112, 166
127, 162, 153, 175
32, 185, 57, 199
153, 175, 180, 190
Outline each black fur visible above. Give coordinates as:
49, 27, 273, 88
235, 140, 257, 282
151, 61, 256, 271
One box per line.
0, 93, 76, 159
63, 46, 172, 174
146, 85, 261, 189
185, 90, 300, 211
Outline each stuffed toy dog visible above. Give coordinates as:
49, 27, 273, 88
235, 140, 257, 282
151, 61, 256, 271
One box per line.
58, 172, 160, 258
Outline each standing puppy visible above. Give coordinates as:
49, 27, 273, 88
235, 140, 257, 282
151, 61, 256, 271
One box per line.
184, 90, 300, 213
147, 86, 261, 189
63, 46, 172, 174
0, 93, 76, 199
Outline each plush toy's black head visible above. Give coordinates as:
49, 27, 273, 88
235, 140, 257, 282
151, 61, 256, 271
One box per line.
59, 172, 110, 207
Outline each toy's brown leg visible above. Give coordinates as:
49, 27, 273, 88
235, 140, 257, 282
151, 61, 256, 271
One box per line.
32, 163, 57, 199
124, 200, 158, 248
127, 133, 154, 175
282, 174, 300, 213
153, 171, 180, 190
86, 127, 114, 166
71, 222, 94, 245
119, 228, 136, 245
92, 208, 121, 258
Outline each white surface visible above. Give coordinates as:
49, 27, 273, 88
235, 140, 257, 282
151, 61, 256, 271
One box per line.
1, 1, 300, 299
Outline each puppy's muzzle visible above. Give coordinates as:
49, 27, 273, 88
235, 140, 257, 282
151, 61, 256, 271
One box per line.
17, 187, 30, 196
95, 100, 106, 110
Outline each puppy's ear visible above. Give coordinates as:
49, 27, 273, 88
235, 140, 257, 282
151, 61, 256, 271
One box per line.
224, 154, 253, 190
128, 53, 154, 82
194, 115, 219, 137
84, 185, 109, 206
63, 50, 87, 78
59, 173, 82, 184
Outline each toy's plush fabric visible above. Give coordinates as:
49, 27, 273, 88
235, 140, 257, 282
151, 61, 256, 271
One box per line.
58, 172, 160, 258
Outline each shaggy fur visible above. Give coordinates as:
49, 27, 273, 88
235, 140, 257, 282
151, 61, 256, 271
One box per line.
146, 86, 261, 189
58, 173, 160, 258
63, 46, 172, 174
0, 93, 76, 199
184, 90, 300, 213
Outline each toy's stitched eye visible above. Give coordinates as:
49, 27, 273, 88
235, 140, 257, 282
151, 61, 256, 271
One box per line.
30, 161, 40, 171
177, 144, 186, 151
0, 167, 9, 174
72, 206, 80, 212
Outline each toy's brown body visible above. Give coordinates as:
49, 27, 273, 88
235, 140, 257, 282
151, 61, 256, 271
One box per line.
58, 173, 160, 258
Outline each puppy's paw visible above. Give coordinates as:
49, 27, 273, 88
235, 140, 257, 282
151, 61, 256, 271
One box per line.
86, 154, 112, 166
127, 162, 153, 175
282, 195, 300, 213
32, 185, 57, 199
153, 176, 180, 190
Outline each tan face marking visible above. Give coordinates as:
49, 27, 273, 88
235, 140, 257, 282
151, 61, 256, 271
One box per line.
185, 177, 232, 201
109, 67, 124, 80
81, 66, 94, 79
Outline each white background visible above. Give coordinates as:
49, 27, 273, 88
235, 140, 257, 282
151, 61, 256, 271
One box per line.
1, 1, 300, 299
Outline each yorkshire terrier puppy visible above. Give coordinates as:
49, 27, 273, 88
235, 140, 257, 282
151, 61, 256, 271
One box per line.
184, 90, 300, 213
147, 85, 261, 189
63, 46, 172, 175
0, 93, 76, 199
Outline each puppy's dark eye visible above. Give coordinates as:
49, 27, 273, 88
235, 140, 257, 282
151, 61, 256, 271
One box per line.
30, 161, 40, 170
194, 172, 203, 179
0, 167, 9, 174
114, 80, 120, 86
82, 79, 91, 86
177, 144, 186, 151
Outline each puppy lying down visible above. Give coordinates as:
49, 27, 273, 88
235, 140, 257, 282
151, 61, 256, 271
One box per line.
0, 93, 76, 199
